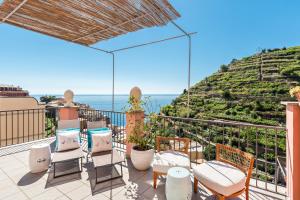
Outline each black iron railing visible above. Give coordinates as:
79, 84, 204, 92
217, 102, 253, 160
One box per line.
148, 114, 286, 194
0, 107, 286, 195
78, 109, 126, 150
0, 107, 57, 147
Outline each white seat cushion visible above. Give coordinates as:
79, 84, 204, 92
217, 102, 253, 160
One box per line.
153, 151, 190, 174
193, 160, 246, 196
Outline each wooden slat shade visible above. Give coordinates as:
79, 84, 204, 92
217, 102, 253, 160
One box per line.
0, 0, 180, 45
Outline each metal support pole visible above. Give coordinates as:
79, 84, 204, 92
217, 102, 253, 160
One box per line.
109, 32, 196, 53
171, 21, 192, 113
112, 53, 115, 111
187, 36, 191, 112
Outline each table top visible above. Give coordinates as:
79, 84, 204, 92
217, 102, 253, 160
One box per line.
167, 167, 190, 179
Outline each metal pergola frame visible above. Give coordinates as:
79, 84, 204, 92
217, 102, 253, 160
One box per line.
1, 0, 196, 112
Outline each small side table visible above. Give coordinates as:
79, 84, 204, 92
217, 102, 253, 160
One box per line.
166, 167, 192, 200
29, 143, 51, 173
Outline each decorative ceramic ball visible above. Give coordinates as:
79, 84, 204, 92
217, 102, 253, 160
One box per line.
64, 89, 74, 107
130, 87, 142, 101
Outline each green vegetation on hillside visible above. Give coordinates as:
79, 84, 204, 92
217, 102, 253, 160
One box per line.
162, 46, 300, 126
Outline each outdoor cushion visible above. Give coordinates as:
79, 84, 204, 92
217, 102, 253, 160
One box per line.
56, 131, 80, 152
92, 149, 124, 167
193, 160, 246, 196
52, 147, 84, 163
91, 131, 112, 153
55, 128, 81, 149
153, 150, 190, 174
87, 128, 110, 149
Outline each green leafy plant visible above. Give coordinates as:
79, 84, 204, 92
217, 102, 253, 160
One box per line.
126, 95, 144, 113
128, 130, 153, 151
40, 95, 57, 104
126, 95, 160, 151
220, 64, 229, 72
127, 114, 158, 151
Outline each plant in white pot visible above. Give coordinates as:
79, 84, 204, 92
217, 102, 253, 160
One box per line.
125, 87, 155, 170
128, 123, 155, 171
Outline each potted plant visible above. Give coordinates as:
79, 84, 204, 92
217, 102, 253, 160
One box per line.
125, 87, 155, 170
128, 122, 155, 170
290, 86, 300, 101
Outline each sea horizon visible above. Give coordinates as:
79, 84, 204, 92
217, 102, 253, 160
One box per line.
32, 94, 178, 113
31, 93, 180, 96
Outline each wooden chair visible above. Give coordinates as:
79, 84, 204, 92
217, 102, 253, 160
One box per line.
153, 136, 190, 188
193, 144, 254, 200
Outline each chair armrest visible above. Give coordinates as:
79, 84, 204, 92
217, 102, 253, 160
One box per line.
156, 136, 190, 154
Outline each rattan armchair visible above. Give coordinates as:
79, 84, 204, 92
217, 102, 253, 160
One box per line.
193, 144, 254, 200
153, 136, 190, 188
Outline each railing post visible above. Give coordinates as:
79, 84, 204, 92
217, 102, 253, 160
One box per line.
125, 111, 145, 158
281, 102, 300, 200
57, 106, 79, 120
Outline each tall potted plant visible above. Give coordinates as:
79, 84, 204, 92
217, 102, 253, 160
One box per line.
125, 87, 154, 170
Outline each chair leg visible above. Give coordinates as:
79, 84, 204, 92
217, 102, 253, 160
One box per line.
95, 167, 97, 185
245, 187, 249, 200
153, 171, 158, 189
120, 163, 123, 176
218, 195, 225, 200
53, 162, 56, 178
86, 152, 89, 163
194, 177, 198, 193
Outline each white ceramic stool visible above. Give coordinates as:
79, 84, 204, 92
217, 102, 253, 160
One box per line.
29, 143, 51, 173
166, 167, 192, 200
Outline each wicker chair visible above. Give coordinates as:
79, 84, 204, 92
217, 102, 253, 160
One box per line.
193, 144, 254, 200
153, 136, 190, 188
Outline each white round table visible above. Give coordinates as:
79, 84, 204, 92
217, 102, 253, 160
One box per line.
166, 167, 192, 200
29, 143, 51, 173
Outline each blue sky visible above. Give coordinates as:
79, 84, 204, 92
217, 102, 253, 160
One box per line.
1, 0, 300, 95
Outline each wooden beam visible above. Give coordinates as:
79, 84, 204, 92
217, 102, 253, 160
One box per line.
1, 0, 28, 22
72, 13, 149, 42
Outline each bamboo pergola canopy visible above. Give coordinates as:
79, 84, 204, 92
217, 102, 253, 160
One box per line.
0, 0, 180, 45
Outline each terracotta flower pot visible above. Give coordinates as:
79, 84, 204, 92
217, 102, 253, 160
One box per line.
295, 92, 300, 101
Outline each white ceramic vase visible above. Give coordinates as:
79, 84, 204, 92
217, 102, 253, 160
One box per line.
131, 147, 154, 171
29, 143, 51, 173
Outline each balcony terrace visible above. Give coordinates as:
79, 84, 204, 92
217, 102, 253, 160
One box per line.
0, 138, 286, 200
0, 108, 287, 200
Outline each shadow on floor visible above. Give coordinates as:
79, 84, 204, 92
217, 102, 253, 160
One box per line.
85, 161, 126, 197
125, 158, 155, 199
45, 159, 82, 188
17, 171, 46, 186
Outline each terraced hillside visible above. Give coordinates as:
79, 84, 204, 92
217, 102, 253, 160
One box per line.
162, 46, 300, 125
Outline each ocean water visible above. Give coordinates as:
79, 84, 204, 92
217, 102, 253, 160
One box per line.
32, 94, 178, 113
